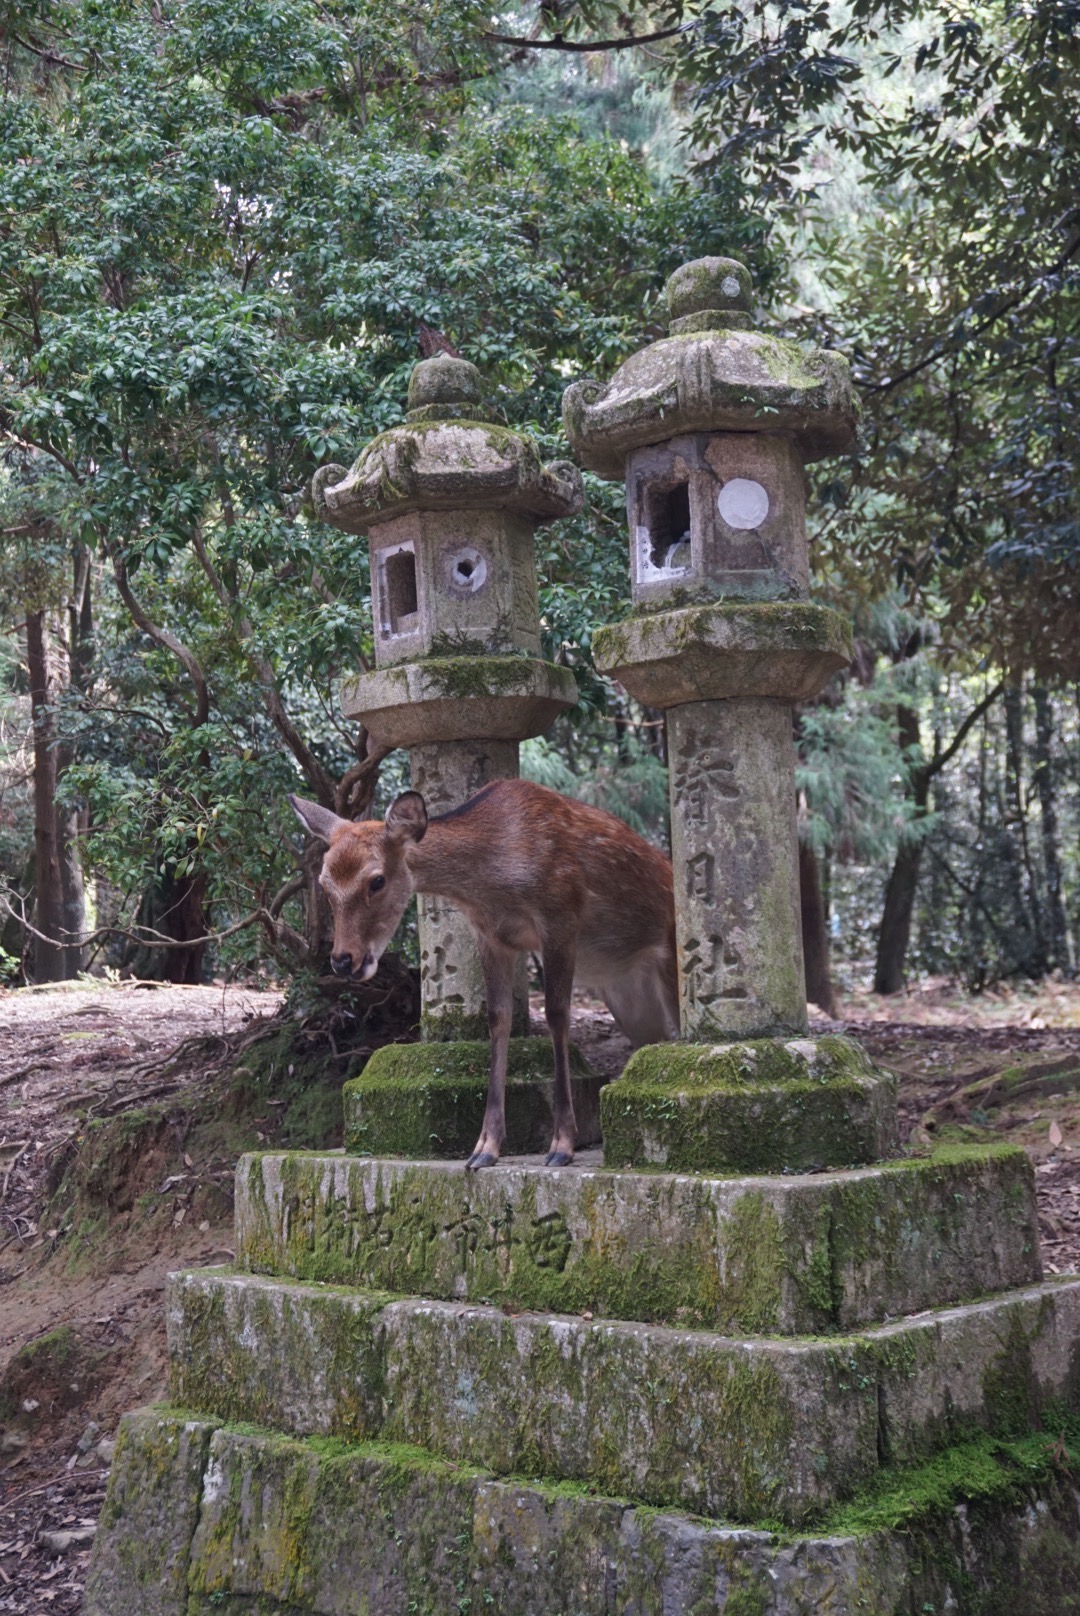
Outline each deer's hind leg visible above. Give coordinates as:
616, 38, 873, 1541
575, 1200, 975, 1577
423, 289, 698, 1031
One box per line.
541, 932, 578, 1167
466, 937, 517, 1172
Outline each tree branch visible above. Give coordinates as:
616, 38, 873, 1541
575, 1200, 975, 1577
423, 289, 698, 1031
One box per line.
110, 549, 210, 727
858, 228, 1080, 395
484, 23, 687, 51
926, 681, 1004, 778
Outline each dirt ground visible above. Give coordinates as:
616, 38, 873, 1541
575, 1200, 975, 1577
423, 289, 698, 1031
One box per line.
2, 973, 1080, 1612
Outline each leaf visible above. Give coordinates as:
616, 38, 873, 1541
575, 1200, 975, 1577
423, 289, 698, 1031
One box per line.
1049, 1121, 1063, 1148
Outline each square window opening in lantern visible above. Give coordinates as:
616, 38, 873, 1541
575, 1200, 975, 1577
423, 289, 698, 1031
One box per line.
381, 546, 419, 635
644, 481, 692, 572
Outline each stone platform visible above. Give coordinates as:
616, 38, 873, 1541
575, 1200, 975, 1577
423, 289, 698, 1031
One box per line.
166, 1266, 1080, 1524
88, 1408, 1080, 1615
235, 1144, 1040, 1332
344, 1038, 603, 1157
87, 1138, 1080, 1614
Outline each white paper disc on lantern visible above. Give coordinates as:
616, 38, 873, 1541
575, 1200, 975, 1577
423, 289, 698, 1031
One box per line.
717, 478, 769, 530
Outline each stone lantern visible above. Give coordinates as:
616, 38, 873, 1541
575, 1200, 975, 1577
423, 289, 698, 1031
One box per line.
312, 354, 582, 1041
564, 257, 895, 1170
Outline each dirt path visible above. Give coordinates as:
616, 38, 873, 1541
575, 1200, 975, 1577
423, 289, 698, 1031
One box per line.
0, 982, 282, 1614
1, 976, 1080, 1611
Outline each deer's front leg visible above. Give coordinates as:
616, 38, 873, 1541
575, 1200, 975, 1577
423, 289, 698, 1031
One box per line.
466, 938, 516, 1171
541, 933, 577, 1167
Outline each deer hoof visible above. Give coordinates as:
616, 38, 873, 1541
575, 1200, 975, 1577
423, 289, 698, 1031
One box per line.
466, 1151, 499, 1172
544, 1149, 574, 1167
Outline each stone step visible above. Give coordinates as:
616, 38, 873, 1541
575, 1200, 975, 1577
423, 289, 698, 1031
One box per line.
166, 1268, 1080, 1527
235, 1143, 1041, 1334
86, 1407, 1080, 1616
343, 1036, 603, 1158
602, 1036, 899, 1173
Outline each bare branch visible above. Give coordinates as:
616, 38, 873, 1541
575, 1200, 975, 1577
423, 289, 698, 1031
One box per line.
858, 229, 1080, 395
110, 549, 210, 727
484, 24, 687, 51
926, 681, 1004, 777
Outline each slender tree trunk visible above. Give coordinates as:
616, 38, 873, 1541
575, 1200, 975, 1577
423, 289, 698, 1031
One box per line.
800, 839, 837, 1015
1032, 684, 1070, 972
873, 704, 927, 995
26, 610, 81, 981
1004, 679, 1046, 974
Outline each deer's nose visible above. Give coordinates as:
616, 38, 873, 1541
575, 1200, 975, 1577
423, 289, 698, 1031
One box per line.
330, 952, 353, 977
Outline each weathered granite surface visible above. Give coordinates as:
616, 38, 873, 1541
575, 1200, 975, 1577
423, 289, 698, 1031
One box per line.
166, 1268, 1080, 1524
562, 260, 856, 479
338, 654, 578, 745
592, 601, 852, 707
82, 1411, 217, 1616
235, 1144, 1042, 1334
86, 1408, 1080, 1616
343, 1037, 603, 1158
409, 737, 530, 1041
603, 1037, 899, 1171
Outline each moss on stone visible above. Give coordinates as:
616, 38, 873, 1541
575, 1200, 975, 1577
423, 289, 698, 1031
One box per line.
602, 1037, 897, 1174
410, 652, 549, 701
343, 1036, 601, 1157
235, 1141, 1040, 1339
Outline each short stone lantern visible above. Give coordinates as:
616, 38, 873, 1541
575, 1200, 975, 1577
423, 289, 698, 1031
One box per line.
564, 257, 897, 1171
312, 355, 583, 1044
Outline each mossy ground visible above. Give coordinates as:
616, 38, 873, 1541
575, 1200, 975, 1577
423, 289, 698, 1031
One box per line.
44, 991, 417, 1274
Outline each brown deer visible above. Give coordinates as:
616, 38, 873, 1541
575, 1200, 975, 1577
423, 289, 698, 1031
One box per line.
290, 778, 678, 1169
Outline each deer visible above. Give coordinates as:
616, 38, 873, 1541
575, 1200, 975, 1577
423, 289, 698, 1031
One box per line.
289, 778, 678, 1170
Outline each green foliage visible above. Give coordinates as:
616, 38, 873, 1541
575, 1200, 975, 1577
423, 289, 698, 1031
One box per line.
0, 0, 746, 973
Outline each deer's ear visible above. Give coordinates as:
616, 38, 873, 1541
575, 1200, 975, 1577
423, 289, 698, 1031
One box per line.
289, 794, 347, 843
385, 790, 428, 845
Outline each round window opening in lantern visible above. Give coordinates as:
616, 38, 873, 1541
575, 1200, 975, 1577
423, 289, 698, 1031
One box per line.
717, 478, 769, 531
448, 546, 489, 593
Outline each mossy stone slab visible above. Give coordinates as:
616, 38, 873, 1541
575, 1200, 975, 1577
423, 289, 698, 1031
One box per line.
86, 1408, 1080, 1616
339, 654, 578, 746
343, 1036, 602, 1157
82, 1409, 217, 1616
166, 1268, 1080, 1526
235, 1143, 1041, 1334
603, 1036, 899, 1172
592, 600, 852, 708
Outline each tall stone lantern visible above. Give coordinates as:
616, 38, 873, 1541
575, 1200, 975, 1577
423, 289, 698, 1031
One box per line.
313, 355, 583, 1043
564, 258, 897, 1171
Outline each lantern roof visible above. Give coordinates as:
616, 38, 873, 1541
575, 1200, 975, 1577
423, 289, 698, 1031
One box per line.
312, 356, 583, 532
562, 258, 857, 479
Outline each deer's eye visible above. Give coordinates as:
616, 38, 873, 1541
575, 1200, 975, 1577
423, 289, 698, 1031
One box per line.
369, 874, 386, 894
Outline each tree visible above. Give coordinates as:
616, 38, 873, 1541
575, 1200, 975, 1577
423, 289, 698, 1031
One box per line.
0, 0, 754, 981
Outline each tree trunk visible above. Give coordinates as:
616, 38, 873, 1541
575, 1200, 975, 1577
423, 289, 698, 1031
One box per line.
873, 704, 926, 996
1032, 684, 1070, 972
26, 610, 83, 980
1004, 679, 1046, 975
799, 839, 837, 1015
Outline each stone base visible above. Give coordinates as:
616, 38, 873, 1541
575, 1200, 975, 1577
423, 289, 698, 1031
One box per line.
339, 655, 577, 747
235, 1144, 1042, 1334
343, 1037, 601, 1157
592, 600, 852, 707
86, 1408, 1080, 1616
166, 1268, 1080, 1524
603, 1036, 898, 1173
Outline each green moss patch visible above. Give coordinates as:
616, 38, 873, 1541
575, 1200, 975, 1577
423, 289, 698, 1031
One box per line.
236, 1141, 1040, 1336
88, 1406, 1080, 1616
343, 1036, 602, 1156
165, 1266, 1080, 1530
602, 1035, 898, 1173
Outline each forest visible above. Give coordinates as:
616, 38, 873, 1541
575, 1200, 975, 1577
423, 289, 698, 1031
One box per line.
0, 0, 1077, 1007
